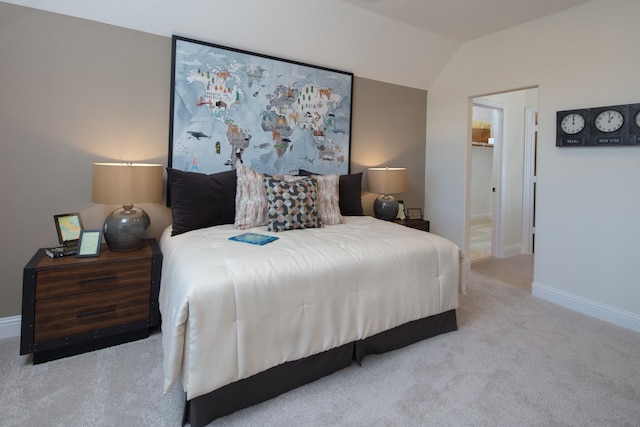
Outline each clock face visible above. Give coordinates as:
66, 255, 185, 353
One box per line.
560, 113, 586, 135
635, 111, 640, 128
594, 109, 624, 133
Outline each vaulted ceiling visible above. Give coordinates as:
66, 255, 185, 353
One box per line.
1, 0, 593, 89
341, 0, 591, 42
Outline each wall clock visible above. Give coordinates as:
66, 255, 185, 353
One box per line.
561, 112, 586, 134
589, 104, 628, 145
628, 103, 640, 145
557, 103, 640, 147
594, 109, 624, 133
556, 109, 589, 146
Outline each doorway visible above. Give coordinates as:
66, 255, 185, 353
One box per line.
468, 88, 538, 266
470, 100, 503, 262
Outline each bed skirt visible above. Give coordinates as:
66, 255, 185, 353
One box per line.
184, 309, 457, 426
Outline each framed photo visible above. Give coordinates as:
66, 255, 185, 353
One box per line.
53, 213, 83, 245
169, 36, 353, 179
406, 208, 423, 221
76, 230, 103, 258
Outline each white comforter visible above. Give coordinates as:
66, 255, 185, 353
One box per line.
159, 216, 461, 400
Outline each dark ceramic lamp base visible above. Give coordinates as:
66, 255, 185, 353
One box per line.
103, 205, 150, 251
373, 195, 399, 221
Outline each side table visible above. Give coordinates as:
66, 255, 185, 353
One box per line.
20, 239, 162, 363
394, 219, 430, 232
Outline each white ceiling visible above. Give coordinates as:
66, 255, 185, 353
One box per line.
341, 0, 591, 42
1, 0, 594, 89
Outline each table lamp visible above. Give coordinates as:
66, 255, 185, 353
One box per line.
368, 167, 407, 221
92, 162, 163, 251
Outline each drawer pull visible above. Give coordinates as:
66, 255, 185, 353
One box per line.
78, 275, 118, 285
77, 307, 116, 318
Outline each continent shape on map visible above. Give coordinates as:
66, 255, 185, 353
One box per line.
264, 83, 344, 163
187, 67, 242, 120
223, 120, 252, 168
261, 111, 293, 158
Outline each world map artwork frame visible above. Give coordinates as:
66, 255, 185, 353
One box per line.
168, 35, 353, 179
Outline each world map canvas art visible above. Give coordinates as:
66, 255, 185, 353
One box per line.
169, 36, 353, 177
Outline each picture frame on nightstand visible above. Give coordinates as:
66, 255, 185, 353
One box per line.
53, 212, 83, 245
76, 229, 102, 257
406, 208, 423, 220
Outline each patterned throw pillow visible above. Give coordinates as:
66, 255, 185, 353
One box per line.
264, 176, 322, 232
313, 173, 344, 225
234, 164, 269, 230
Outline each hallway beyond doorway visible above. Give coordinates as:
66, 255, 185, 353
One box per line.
470, 218, 492, 262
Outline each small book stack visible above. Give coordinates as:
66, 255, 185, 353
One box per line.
45, 245, 77, 258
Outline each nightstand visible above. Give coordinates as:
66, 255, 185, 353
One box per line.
394, 219, 430, 232
20, 239, 162, 364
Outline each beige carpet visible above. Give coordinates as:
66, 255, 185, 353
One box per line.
472, 254, 534, 293
2, 270, 639, 426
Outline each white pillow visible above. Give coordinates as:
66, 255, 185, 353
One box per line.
234, 164, 269, 229
313, 173, 344, 225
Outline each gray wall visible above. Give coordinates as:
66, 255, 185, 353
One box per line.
0, 3, 427, 320
352, 78, 426, 216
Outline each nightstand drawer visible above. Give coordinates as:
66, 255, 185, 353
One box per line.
21, 240, 162, 363
36, 259, 151, 300
34, 283, 151, 342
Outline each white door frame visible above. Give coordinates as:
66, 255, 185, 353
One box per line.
472, 99, 506, 258
522, 106, 538, 254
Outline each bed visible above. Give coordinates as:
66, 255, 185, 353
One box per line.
160, 166, 463, 426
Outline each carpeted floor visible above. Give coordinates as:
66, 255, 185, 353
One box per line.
472, 254, 534, 293
2, 270, 639, 426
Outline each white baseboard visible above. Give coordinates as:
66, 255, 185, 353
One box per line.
470, 213, 491, 222
503, 243, 522, 258
0, 315, 21, 339
532, 282, 640, 333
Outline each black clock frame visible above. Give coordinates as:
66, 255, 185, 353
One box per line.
556, 109, 589, 146
589, 104, 628, 145
557, 103, 640, 147
628, 103, 640, 145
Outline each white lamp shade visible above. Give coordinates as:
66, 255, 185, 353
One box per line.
368, 167, 407, 195
92, 163, 163, 205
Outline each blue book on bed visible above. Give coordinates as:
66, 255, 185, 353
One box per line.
229, 233, 279, 246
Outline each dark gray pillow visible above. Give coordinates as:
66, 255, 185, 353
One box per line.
299, 170, 363, 216
167, 168, 237, 236
338, 172, 364, 216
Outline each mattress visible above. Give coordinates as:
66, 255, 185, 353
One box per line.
159, 216, 461, 400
